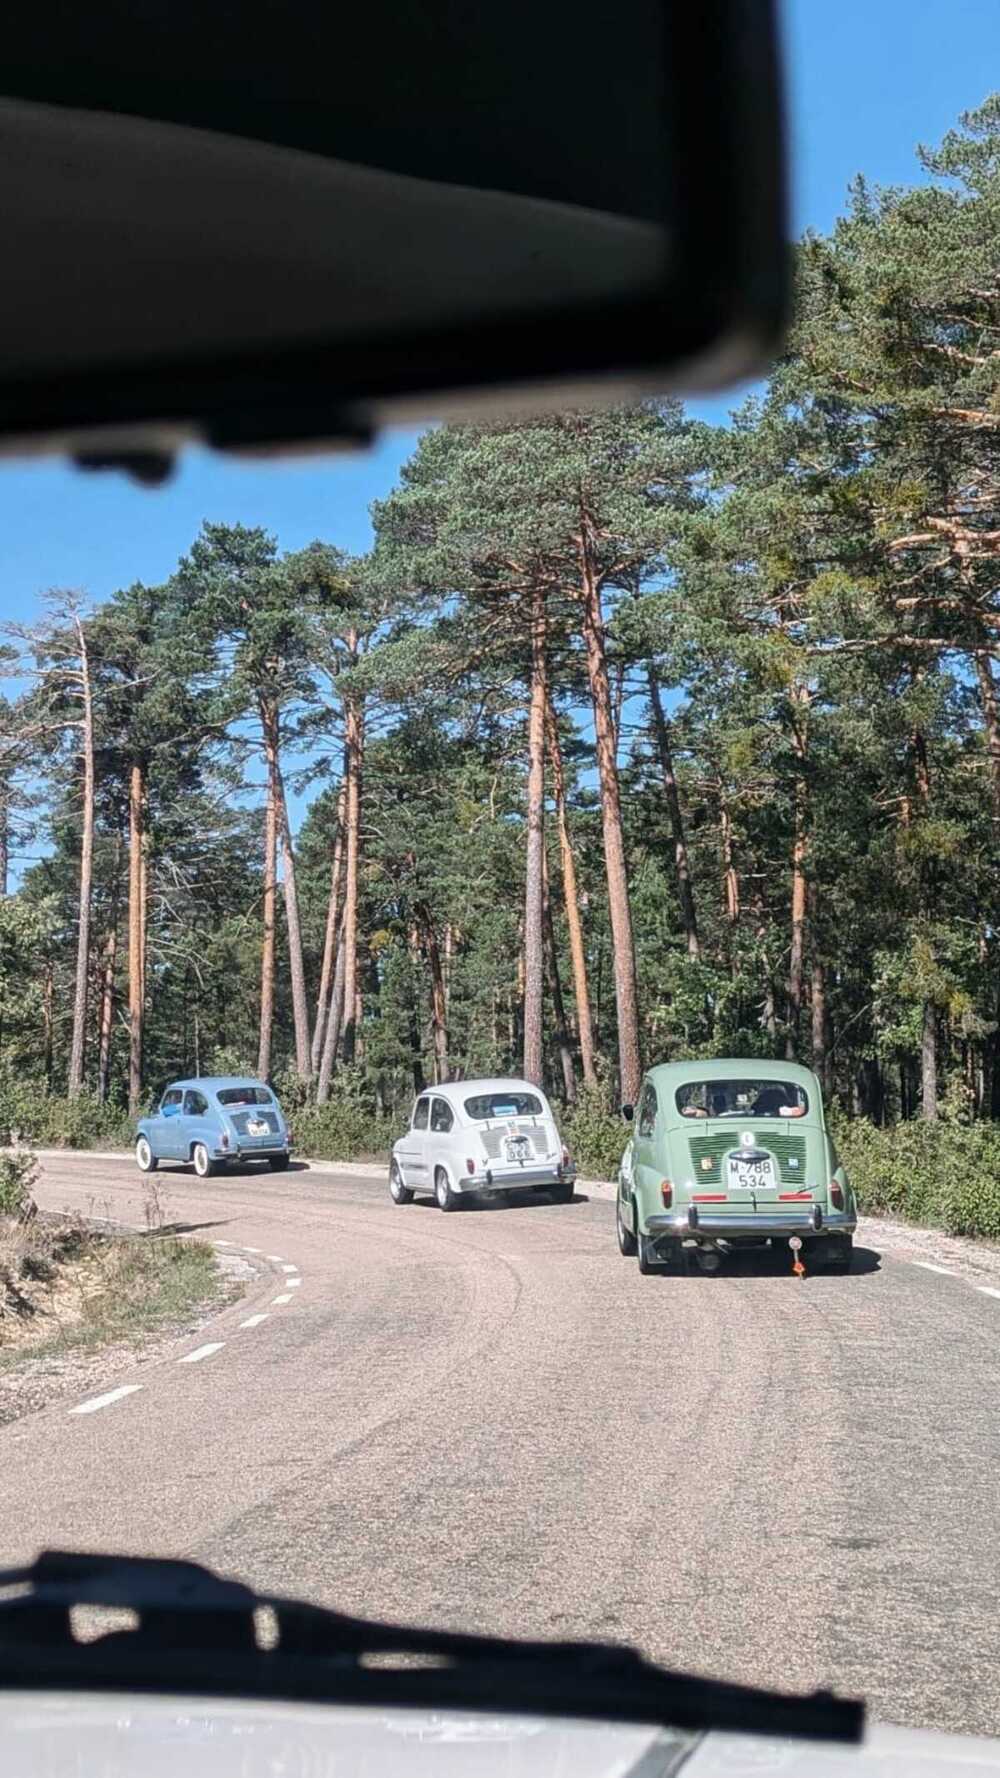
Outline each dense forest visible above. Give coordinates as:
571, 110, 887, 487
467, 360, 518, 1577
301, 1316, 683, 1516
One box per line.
2, 100, 1000, 1169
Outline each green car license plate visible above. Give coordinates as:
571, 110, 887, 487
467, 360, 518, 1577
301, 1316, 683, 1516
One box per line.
726, 1154, 776, 1192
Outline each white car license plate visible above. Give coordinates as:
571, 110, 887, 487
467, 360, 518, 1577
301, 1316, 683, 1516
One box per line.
505, 1136, 530, 1162
726, 1155, 776, 1192
248, 1119, 270, 1137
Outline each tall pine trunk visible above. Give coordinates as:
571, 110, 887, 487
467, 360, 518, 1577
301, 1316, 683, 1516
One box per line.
545, 695, 597, 1088
0, 783, 8, 899
43, 960, 54, 1089
257, 770, 277, 1080
316, 932, 346, 1105
974, 648, 1000, 826
810, 956, 827, 1090
340, 678, 364, 1065
921, 999, 938, 1121
785, 685, 810, 1061
416, 902, 449, 1084
577, 511, 641, 1104
97, 922, 118, 1103
262, 700, 311, 1080
542, 847, 575, 1104
647, 665, 699, 958
310, 776, 347, 1077
127, 761, 146, 1115
67, 616, 95, 1099
522, 584, 547, 1087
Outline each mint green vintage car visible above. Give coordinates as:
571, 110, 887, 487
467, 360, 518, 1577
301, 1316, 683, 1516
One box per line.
616, 1058, 856, 1275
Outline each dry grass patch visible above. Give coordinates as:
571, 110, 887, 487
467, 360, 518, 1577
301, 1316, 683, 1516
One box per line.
0, 1207, 219, 1369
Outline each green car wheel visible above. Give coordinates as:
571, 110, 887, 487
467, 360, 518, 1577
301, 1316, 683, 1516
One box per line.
637, 1229, 667, 1275
616, 1198, 637, 1256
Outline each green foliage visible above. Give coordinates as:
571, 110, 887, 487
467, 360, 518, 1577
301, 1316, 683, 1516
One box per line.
836, 1117, 1000, 1240
563, 1088, 628, 1182
293, 1090, 397, 1163
0, 1082, 133, 1151
0, 1148, 38, 1217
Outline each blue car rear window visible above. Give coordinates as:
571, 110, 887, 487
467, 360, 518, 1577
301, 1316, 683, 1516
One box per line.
217, 1087, 274, 1107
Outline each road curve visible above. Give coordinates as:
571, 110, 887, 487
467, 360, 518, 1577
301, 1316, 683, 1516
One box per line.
3, 1153, 999, 1738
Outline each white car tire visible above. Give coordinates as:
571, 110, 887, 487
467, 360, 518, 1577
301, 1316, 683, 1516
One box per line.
389, 1160, 414, 1204
136, 1136, 158, 1174
192, 1142, 216, 1179
435, 1167, 459, 1212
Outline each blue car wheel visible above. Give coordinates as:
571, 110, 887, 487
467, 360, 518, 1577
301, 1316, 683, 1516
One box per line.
136, 1135, 158, 1173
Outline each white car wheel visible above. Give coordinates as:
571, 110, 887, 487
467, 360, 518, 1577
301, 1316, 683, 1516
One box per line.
136, 1136, 157, 1174
435, 1167, 458, 1212
192, 1142, 215, 1179
389, 1160, 414, 1204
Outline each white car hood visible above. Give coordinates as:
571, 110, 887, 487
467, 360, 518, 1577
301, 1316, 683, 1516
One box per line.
4, 1694, 1000, 1778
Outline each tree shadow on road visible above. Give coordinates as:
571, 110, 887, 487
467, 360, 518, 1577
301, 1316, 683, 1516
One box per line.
138, 1219, 232, 1239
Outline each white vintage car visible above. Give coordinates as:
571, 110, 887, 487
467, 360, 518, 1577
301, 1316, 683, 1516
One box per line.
390, 1077, 576, 1210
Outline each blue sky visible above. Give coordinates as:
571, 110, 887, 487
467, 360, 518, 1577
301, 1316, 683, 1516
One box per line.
1, 0, 997, 864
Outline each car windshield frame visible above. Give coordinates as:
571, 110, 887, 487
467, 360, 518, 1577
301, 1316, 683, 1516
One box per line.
675, 1079, 810, 1119
215, 1086, 274, 1108
464, 1091, 545, 1121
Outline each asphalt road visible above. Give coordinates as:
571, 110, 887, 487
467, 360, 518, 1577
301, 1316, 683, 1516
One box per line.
4, 1154, 1000, 1737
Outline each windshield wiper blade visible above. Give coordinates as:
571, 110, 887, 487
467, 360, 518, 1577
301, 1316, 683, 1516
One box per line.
0, 1551, 863, 1745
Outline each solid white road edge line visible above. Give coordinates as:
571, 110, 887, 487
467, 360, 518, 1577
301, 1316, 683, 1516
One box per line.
70, 1385, 142, 1415
272, 1293, 293, 1305
912, 1261, 956, 1275
179, 1342, 226, 1364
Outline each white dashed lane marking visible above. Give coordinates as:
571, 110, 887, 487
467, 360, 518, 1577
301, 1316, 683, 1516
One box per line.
240, 1313, 269, 1328
912, 1261, 956, 1276
272, 1293, 293, 1305
267, 1254, 285, 1263
280, 1263, 298, 1273
179, 1342, 226, 1364
70, 1385, 142, 1416
285, 1277, 302, 1288
977, 1286, 1000, 1300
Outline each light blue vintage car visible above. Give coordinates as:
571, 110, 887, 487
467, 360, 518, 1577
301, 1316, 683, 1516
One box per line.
135, 1077, 292, 1178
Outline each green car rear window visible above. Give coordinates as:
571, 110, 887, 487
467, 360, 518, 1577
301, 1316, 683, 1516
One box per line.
676, 1079, 809, 1119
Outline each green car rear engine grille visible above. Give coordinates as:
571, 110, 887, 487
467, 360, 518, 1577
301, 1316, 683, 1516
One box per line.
687, 1129, 808, 1185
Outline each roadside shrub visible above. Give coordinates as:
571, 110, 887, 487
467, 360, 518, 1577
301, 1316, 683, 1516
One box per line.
293, 1093, 396, 1163
563, 1088, 628, 1182
0, 1148, 38, 1217
835, 1115, 1000, 1241
0, 1080, 133, 1151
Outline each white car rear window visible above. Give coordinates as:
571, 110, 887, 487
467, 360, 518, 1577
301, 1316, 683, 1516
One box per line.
465, 1092, 544, 1120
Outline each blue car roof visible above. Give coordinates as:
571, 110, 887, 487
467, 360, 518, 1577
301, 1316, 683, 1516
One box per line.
165, 1077, 272, 1093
